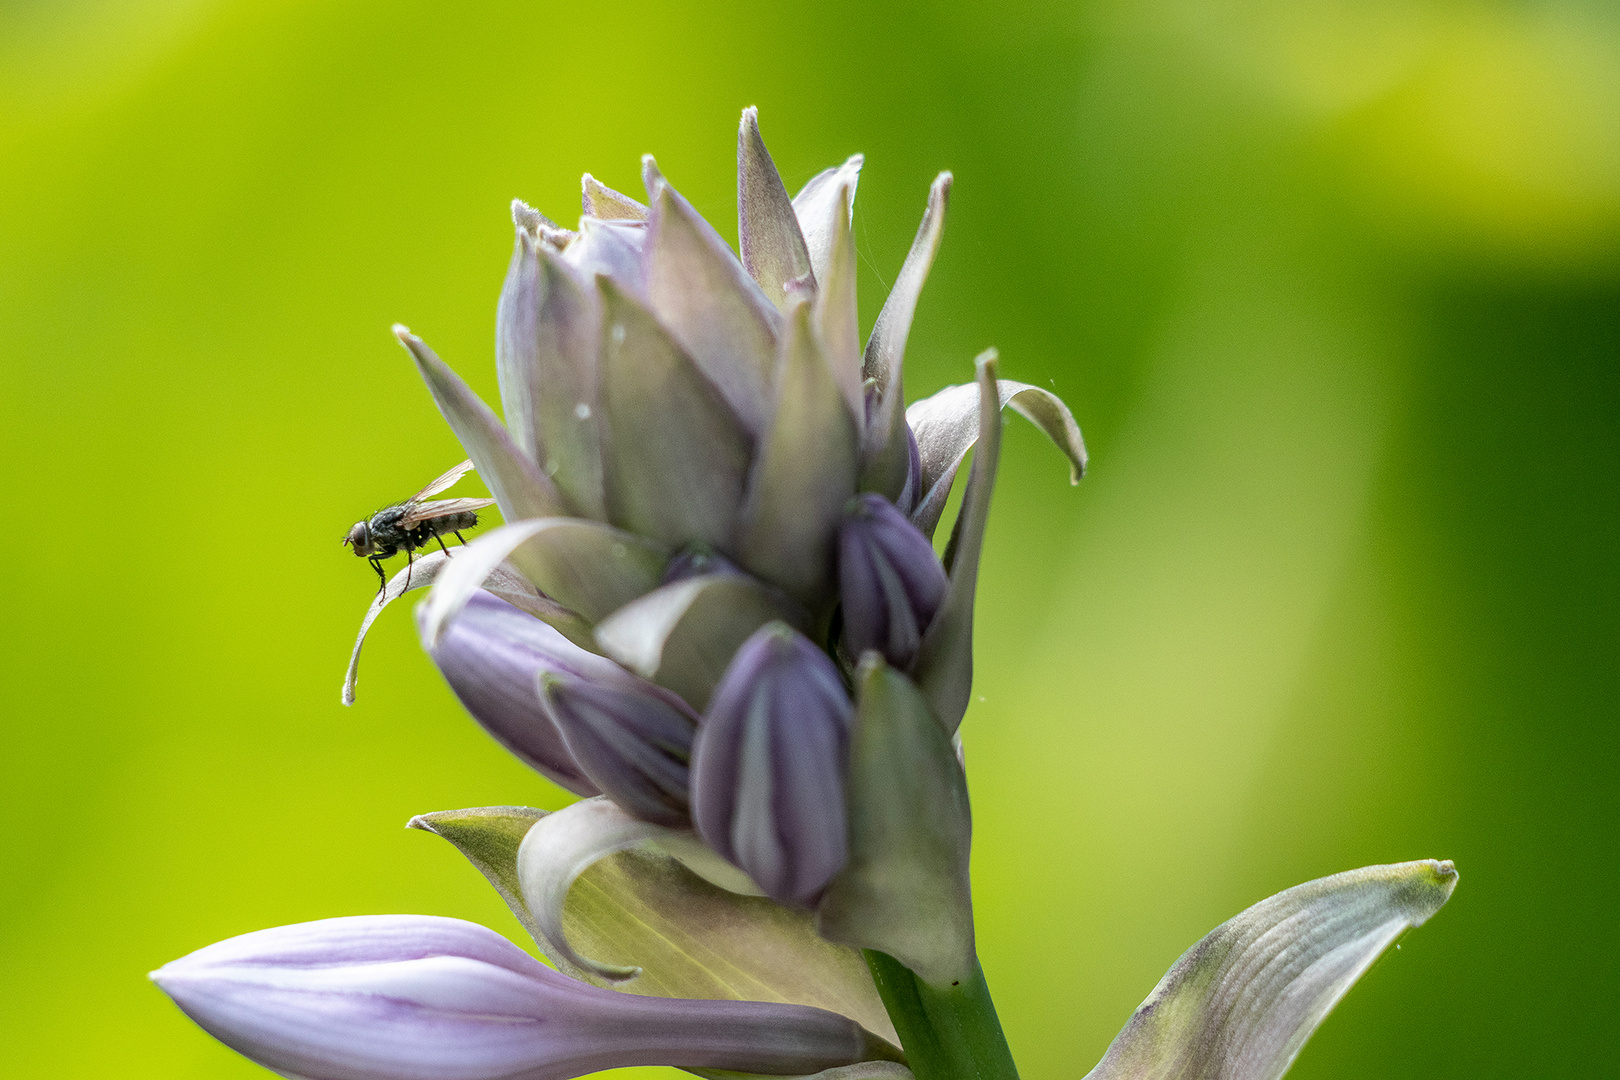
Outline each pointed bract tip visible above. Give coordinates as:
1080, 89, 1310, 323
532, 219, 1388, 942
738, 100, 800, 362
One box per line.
405, 814, 435, 832
932, 172, 953, 198
1426, 858, 1460, 898
511, 199, 547, 237
742, 104, 759, 127
391, 323, 414, 343
974, 347, 999, 374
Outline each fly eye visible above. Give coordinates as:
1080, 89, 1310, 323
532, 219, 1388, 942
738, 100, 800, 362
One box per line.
344, 522, 371, 552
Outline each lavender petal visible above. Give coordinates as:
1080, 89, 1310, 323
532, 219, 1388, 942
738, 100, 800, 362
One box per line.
152, 914, 898, 1080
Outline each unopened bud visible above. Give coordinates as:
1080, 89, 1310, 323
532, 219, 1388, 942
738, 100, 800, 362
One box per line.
837, 494, 948, 671
422, 591, 599, 796
690, 623, 853, 908
539, 673, 698, 827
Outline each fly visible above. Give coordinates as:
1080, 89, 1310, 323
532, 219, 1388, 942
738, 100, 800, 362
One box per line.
342, 460, 495, 592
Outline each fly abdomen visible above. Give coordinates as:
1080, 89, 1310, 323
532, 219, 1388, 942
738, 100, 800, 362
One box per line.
428, 510, 480, 535
408, 510, 481, 549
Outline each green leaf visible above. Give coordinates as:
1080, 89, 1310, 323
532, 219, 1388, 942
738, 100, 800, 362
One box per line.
596, 275, 754, 553
393, 326, 568, 522
910, 352, 1000, 736
406, 806, 548, 945
735, 300, 861, 605
737, 107, 814, 312
906, 374, 1086, 539
594, 573, 807, 710
496, 797, 896, 1043
860, 173, 950, 501
818, 655, 974, 989
1085, 860, 1459, 1080
643, 156, 780, 436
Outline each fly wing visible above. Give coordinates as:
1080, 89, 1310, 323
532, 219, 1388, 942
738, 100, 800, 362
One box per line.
400, 497, 497, 527
411, 460, 477, 502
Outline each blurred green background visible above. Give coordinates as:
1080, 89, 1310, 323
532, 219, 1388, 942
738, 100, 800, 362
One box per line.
2, 0, 1615, 1076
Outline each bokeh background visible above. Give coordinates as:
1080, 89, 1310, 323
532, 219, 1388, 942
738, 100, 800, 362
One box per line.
2, 0, 1616, 1076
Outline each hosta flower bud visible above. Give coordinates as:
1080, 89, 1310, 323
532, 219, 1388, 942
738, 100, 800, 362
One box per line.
837, 494, 948, 671
151, 915, 895, 1080
424, 590, 600, 795
539, 673, 698, 826
690, 623, 853, 908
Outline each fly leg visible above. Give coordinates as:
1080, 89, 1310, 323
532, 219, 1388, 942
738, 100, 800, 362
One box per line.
368, 557, 387, 594
454, 530, 469, 546
434, 534, 451, 557
404, 546, 415, 592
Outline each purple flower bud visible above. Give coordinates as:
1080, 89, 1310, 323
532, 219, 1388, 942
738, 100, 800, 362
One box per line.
540, 673, 698, 827
837, 494, 948, 671
151, 915, 896, 1080
423, 590, 620, 797
690, 623, 853, 908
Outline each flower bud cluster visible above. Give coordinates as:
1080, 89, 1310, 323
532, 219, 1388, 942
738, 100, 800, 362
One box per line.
383, 109, 1083, 915
155, 107, 1458, 1080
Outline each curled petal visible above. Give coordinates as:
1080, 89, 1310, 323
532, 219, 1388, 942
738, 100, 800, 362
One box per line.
517, 796, 685, 980
738, 107, 815, 310
343, 550, 568, 705
643, 156, 781, 436
152, 914, 897, 1080
906, 375, 1086, 538
861, 173, 951, 499
1085, 860, 1459, 1080
394, 326, 567, 521
342, 548, 447, 706
594, 573, 808, 711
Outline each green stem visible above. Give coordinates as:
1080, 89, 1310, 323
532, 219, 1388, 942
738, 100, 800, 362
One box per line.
864, 950, 1019, 1080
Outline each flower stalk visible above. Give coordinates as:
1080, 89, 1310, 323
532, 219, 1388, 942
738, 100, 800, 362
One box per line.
865, 951, 1019, 1080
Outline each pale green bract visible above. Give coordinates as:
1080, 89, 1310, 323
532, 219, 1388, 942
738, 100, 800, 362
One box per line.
1085, 860, 1460, 1080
